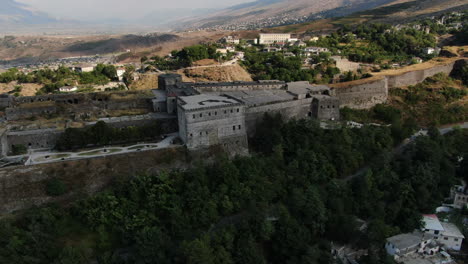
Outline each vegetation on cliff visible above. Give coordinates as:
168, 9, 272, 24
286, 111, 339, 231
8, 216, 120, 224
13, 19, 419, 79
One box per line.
1, 115, 467, 264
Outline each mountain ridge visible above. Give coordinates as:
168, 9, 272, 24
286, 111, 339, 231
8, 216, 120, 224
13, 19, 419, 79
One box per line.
0, 0, 57, 24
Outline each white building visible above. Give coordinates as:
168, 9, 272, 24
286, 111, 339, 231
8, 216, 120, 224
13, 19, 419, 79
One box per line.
440, 222, 465, 251
59, 86, 78, 93
385, 231, 434, 258
304, 47, 330, 55
423, 47, 441, 55
221, 36, 240, 45
259, 33, 292, 44
262, 47, 282, 53
422, 214, 465, 251
451, 185, 468, 209
117, 68, 126, 81
216, 47, 235, 55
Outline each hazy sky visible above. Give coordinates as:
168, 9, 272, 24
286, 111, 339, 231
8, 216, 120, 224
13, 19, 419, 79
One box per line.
16, 0, 253, 21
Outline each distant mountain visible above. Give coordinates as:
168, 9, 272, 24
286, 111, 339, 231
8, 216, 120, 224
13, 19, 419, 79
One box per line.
175, 0, 400, 30
0, 0, 57, 24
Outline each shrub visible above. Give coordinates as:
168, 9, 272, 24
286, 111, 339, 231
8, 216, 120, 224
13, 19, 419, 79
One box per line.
46, 178, 67, 196
11, 144, 27, 155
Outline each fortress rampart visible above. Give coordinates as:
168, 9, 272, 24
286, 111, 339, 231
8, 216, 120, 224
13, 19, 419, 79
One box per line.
331, 58, 467, 109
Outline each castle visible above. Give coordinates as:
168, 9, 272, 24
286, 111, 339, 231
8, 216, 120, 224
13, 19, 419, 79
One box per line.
158, 74, 340, 153
0, 57, 464, 157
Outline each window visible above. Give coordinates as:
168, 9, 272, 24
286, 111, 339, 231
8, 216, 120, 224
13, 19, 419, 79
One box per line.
200, 132, 202, 136
215, 112, 217, 116
434, 230, 439, 235
190, 133, 193, 137
233, 126, 236, 131
434, 237, 438, 240
193, 114, 196, 119
455, 238, 459, 241
237, 108, 239, 112
200, 113, 202, 117
224, 110, 227, 114
230, 109, 233, 113
209, 112, 211, 116
206, 131, 208, 135
238, 125, 241, 130
444, 237, 448, 240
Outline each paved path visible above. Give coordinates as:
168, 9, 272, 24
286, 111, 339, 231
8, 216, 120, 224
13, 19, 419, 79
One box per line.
343, 122, 468, 182
25, 133, 179, 166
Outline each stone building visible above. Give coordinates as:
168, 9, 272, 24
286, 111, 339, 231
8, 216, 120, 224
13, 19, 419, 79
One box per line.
167, 75, 340, 151
177, 94, 248, 153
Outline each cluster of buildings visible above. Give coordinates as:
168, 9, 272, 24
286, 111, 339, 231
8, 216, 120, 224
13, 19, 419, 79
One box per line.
155, 74, 340, 153
386, 214, 465, 264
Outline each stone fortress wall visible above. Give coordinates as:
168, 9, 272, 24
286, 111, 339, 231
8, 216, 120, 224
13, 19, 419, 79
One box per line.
331, 58, 467, 109
4, 91, 154, 121
2, 114, 178, 156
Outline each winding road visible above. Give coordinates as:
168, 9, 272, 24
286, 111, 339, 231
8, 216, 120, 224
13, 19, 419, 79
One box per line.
25, 133, 180, 166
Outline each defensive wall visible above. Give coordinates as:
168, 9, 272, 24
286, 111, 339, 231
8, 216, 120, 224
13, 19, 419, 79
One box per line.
1, 114, 178, 156
244, 98, 313, 136
330, 58, 467, 109
330, 77, 388, 109
4, 91, 154, 121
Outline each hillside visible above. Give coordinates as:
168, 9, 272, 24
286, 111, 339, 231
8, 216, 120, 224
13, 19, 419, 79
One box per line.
0, 0, 56, 25
0, 31, 226, 66
268, 0, 468, 34
178, 64, 253, 83
178, 0, 403, 30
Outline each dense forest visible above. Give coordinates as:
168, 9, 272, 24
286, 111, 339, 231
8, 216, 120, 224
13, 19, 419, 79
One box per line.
1, 114, 466, 264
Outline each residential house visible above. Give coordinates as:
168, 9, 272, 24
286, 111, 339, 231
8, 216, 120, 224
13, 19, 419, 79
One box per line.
73, 64, 95, 73
451, 185, 468, 209
221, 36, 240, 45
304, 47, 329, 56
422, 214, 465, 251
284, 52, 295, 58
293, 40, 307, 47
262, 47, 282, 53
385, 231, 434, 258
